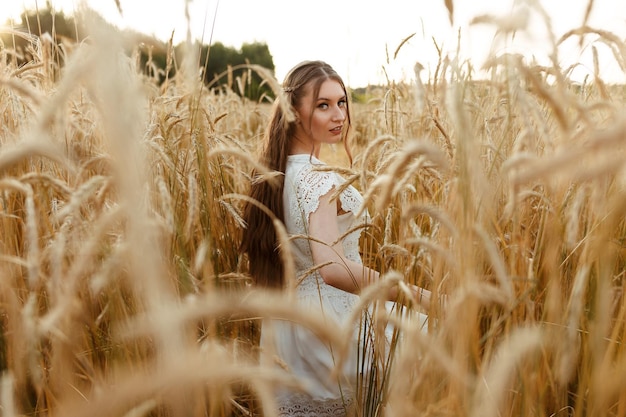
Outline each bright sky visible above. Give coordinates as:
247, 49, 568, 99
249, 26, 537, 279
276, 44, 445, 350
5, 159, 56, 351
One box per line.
2, 0, 626, 87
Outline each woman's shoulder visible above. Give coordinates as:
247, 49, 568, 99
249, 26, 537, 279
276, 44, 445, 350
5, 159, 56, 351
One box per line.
285, 154, 365, 219
286, 154, 324, 168
287, 155, 339, 188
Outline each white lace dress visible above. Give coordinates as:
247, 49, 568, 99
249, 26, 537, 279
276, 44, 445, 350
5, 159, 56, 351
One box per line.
262, 154, 367, 417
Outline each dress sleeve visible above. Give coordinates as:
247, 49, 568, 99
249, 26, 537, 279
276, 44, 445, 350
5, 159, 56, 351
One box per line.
297, 168, 338, 219
296, 166, 364, 218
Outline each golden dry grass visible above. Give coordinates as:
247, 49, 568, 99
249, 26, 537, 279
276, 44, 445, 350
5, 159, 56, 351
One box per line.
1, 3, 626, 417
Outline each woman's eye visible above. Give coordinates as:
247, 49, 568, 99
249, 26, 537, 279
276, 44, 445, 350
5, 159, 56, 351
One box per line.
338, 99, 347, 107
318, 103, 329, 109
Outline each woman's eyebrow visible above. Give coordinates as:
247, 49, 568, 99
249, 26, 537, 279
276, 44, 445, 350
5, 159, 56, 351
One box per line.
316, 95, 347, 102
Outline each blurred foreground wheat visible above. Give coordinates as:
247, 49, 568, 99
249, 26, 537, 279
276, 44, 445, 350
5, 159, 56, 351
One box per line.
1, 3, 626, 417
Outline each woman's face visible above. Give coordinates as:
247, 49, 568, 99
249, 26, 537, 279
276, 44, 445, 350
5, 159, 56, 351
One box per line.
292, 79, 347, 154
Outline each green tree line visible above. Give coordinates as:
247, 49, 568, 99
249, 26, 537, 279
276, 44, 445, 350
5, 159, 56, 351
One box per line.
0, 5, 276, 100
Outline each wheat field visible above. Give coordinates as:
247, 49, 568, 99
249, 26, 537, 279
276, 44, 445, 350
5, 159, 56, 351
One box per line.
1, 3, 626, 417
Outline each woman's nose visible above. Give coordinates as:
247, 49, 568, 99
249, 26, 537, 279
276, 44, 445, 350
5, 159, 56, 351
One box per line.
332, 105, 346, 121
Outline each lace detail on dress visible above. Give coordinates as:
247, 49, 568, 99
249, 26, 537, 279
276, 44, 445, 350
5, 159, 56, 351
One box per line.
289, 163, 364, 234
297, 169, 335, 225
277, 392, 354, 417
338, 213, 362, 263
337, 186, 362, 219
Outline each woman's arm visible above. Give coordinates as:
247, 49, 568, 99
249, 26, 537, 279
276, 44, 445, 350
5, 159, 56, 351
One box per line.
308, 188, 432, 308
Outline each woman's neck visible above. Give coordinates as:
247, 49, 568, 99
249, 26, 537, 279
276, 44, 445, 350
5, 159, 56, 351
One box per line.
289, 138, 319, 157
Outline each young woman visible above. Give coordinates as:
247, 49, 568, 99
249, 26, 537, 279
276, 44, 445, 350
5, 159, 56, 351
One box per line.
240, 60, 432, 416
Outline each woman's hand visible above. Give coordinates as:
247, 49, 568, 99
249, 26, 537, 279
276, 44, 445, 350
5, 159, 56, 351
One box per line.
405, 284, 447, 312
